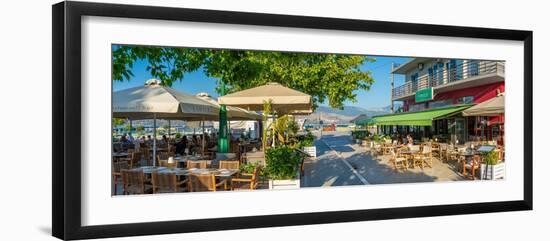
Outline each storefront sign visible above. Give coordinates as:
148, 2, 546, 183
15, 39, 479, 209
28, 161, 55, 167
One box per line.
415, 87, 433, 102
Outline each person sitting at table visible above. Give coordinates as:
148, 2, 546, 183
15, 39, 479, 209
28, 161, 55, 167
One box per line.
119, 134, 128, 143
127, 133, 134, 142
406, 134, 413, 148
175, 137, 188, 155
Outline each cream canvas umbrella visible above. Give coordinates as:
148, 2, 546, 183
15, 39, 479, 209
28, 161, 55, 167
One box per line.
196, 92, 262, 120
462, 94, 504, 116
113, 79, 219, 166
218, 82, 313, 148
195, 92, 261, 154
217, 82, 312, 114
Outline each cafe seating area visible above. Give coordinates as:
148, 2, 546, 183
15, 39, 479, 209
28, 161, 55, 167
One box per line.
112, 141, 264, 195
364, 137, 505, 180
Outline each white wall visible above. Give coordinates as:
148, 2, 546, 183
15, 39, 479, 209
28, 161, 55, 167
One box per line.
0, 0, 547, 240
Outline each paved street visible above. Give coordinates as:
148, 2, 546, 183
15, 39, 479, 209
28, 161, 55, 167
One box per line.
302, 131, 466, 187
302, 132, 364, 187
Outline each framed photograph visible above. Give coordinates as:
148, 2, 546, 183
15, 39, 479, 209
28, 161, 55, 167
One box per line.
52, 1, 533, 240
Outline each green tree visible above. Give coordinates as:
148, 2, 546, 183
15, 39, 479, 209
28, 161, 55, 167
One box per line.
112, 118, 125, 127
112, 46, 376, 109
135, 125, 145, 136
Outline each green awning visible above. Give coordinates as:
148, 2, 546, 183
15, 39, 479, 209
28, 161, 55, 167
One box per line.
371, 105, 472, 126
355, 118, 375, 126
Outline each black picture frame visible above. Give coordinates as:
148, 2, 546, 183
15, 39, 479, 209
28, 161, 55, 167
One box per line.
52, 1, 533, 240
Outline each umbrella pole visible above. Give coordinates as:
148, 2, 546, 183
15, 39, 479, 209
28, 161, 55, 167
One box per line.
272, 114, 276, 147
202, 119, 205, 155
218, 80, 229, 153
168, 120, 171, 140
153, 113, 157, 167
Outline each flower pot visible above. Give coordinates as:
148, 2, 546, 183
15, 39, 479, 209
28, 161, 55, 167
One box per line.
480, 162, 505, 180
302, 146, 317, 158
269, 178, 301, 190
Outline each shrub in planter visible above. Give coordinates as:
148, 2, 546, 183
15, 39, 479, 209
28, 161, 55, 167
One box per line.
480, 150, 505, 180
351, 130, 369, 140
239, 162, 267, 180
296, 131, 316, 157
265, 145, 302, 180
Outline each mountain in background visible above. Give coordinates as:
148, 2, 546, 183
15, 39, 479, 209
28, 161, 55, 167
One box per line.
299, 104, 398, 124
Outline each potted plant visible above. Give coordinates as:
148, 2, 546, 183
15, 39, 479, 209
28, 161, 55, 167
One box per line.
266, 145, 302, 189
480, 150, 505, 180
298, 130, 316, 158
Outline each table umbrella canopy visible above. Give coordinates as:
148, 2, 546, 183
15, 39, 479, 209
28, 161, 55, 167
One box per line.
217, 82, 312, 114
462, 94, 504, 116
195, 93, 262, 120
113, 79, 219, 167
113, 79, 219, 119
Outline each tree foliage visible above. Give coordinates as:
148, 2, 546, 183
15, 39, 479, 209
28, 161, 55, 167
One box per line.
112, 45, 376, 109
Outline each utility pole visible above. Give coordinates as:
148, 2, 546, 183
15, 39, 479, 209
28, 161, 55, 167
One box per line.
390, 62, 395, 113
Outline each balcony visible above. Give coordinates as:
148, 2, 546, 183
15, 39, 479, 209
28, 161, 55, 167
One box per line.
392, 61, 505, 101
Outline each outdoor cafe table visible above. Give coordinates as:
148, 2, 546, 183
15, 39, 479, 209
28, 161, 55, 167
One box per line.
173, 155, 212, 167
112, 152, 129, 158
399, 149, 419, 168
381, 144, 396, 155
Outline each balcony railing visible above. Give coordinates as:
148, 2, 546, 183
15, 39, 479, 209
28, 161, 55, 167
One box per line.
392, 61, 505, 99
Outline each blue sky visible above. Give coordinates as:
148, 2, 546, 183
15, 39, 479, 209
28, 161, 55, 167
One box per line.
113, 52, 410, 109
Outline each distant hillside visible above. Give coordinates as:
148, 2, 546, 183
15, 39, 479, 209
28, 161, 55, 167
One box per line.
300, 105, 392, 124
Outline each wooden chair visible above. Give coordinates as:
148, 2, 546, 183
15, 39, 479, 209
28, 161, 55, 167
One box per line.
415, 144, 433, 168
151, 172, 188, 193
157, 159, 178, 168
438, 143, 448, 162
232, 166, 259, 190
371, 143, 382, 157
445, 145, 459, 163
156, 153, 170, 167
130, 152, 142, 168
121, 169, 152, 195
188, 174, 228, 192
389, 150, 407, 171
186, 160, 208, 169
112, 161, 129, 195
141, 147, 152, 166
463, 155, 481, 180
219, 160, 240, 170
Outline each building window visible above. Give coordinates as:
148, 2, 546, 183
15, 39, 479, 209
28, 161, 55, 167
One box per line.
411, 73, 419, 91
469, 60, 480, 76
409, 103, 426, 112
428, 99, 453, 109
457, 96, 474, 104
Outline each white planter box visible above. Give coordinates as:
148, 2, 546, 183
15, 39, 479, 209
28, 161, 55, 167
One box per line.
302, 146, 317, 158
480, 162, 506, 180
269, 178, 301, 190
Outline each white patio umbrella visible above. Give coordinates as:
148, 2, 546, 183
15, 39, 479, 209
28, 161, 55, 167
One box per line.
195, 92, 261, 155
217, 82, 313, 114
462, 94, 505, 116
113, 79, 218, 166
196, 92, 262, 121
218, 82, 313, 148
